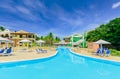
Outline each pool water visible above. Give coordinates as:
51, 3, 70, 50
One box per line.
0, 47, 120, 79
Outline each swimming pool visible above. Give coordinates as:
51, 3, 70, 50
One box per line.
0, 47, 120, 79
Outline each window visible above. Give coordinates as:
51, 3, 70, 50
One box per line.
28, 34, 34, 38
5, 34, 9, 37
1, 35, 4, 37
20, 34, 23, 38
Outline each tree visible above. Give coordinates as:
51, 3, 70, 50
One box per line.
44, 35, 49, 44
87, 18, 120, 50
36, 35, 40, 40
44, 32, 54, 45
40, 36, 44, 40
49, 32, 54, 45
0, 26, 5, 31
37, 32, 61, 46
54, 36, 61, 43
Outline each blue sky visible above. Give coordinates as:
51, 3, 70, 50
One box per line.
0, 0, 120, 38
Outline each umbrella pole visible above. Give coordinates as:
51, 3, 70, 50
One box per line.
27, 42, 29, 52
6, 42, 8, 48
27, 42, 29, 48
0, 42, 1, 47
40, 43, 41, 49
100, 44, 102, 49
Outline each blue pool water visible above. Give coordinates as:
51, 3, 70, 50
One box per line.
0, 47, 120, 79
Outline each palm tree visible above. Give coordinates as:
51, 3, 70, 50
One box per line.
54, 36, 61, 43
48, 32, 54, 45
44, 32, 54, 46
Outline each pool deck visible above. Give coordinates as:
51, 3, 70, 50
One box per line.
71, 48, 120, 62
0, 47, 120, 63
0, 47, 56, 62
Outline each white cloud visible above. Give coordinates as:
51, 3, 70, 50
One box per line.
85, 24, 99, 32
59, 16, 82, 26
15, 6, 40, 21
74, 9, 85, 16
0, 24, 10, 29
16, 6, 31, 15
23, 0, 46, 10
0, 0, 85, 38
0, 2, 16, 13
112, 2, 120, 9
1, 0, 83, 28
50, 4, 83, 27
0, 21, 42, 32
22, 0, 48, 19
89, 5, 95, 9
0, 0, 47, 21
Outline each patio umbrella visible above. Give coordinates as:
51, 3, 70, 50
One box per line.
36, 40, 45, 48
19, 39, 31, 43
58, 40, 68, 45
19, 39, 31, 48
53, 43, 59, 45
94, 39, 111, 49
0, 37, 11, 47
54, 40, 68, 45
0, 37, 11, 42
36, 40, 45, 43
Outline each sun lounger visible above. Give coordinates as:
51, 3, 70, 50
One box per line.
36, 49, 40, 53
36, 48, 47, 53
99, 48, 104, 56
39, 48, 47, 53
93, 48, 100, 55
0, 49, 4, 55
4, 47, 12, 56
96, 48, 100, 55
105, 49, 110, 56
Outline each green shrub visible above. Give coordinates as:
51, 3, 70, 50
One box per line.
110, 49, 120, 56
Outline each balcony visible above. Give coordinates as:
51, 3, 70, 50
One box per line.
11, 37, 35, 40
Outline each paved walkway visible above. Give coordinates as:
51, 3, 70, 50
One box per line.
1, 47, 120, 63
